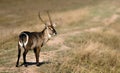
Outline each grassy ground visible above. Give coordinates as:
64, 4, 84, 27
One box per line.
0, 0, 120, 73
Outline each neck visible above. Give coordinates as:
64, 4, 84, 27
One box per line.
42, 27, 50, 44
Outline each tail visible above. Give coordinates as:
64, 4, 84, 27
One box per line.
18, 32, 29, 48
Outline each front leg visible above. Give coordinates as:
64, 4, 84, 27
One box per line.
34, 47, 41, 66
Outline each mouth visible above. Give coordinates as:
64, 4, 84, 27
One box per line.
53, 33, 57, 36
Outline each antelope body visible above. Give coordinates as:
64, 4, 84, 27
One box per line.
16, 12, 57, 67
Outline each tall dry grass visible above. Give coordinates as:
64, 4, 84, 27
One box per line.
50, 32, 120, 73
0, 0, 120, 73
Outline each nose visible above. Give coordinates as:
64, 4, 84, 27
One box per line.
53, 28, 57, 35
55, 31, 57, 35
53, 30, 57, 36
53, 32, 57, 36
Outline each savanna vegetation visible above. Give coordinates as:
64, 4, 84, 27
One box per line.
0, 0, 120, 73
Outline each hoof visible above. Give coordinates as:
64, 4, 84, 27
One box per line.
16, 65, 19, 67
36, 63, 40, 66
24, 63, 28, 67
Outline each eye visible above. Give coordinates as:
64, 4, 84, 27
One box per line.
49, 27, 53, 30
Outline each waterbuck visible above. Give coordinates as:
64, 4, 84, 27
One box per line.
16, 11, 57, 67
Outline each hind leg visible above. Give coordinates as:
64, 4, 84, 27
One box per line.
23, 49, 28, 67
16, 46, 21, 67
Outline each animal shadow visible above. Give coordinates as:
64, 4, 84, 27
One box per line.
20, 61, 51, 67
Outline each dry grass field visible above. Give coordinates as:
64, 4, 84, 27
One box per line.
0, 0, 120, 73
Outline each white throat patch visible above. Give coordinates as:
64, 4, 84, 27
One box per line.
47, 27, 51, 38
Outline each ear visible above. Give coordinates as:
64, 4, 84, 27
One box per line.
52, 23, 56, 27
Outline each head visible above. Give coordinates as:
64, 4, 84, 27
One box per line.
46, 22, 57, 36
38, 11, 57, 37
